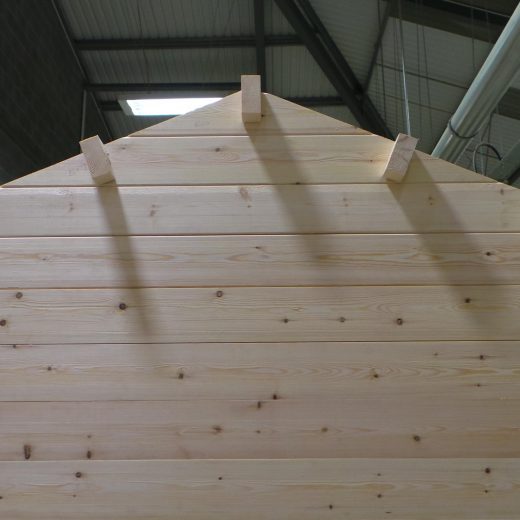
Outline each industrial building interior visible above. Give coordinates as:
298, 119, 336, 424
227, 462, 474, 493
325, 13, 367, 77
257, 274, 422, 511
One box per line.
2, 2, 520, 518
1, 0, 519, 184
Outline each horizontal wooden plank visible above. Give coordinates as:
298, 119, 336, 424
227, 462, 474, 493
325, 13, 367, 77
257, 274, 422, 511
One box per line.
0, 233, 518, 288
1, 398, 518, 460
1, 341, 518, 401
0, 286, 520, 343
5, 136, 489, 187
0, 183, 518, 237
1, 459, 519, 519
132, 91, 371, 137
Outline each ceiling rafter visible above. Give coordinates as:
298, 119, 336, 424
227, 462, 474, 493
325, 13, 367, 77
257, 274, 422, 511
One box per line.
395, 0, 512, 43
274, 0, 392, 137
364, 0, 395, 94
254, 0, 267, 91
51, 0, 113, 140
74, 34, 301, 51
85, 82, 241, 93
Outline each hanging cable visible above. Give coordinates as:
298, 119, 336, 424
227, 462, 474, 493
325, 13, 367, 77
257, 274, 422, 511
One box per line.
452, 2, 479, 166
136, 0, 151, 89
397, 0, 411, 135
205, 0, 239, 84
459, 1, 498, 171
415, 3, 423, 139
448, 119, 479, 140
419, 0, 434, 145
392, 19, 400, 132
472, 142, 502, 174
376, 0, 388, 123
483, 8, 494, 174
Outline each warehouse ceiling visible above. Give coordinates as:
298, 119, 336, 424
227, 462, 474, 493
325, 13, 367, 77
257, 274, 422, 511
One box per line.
55, 0, 520, 176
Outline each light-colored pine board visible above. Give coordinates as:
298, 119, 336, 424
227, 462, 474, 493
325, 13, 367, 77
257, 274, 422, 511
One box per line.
4, 136, 491, 188
1, 286, 520, 343
132, 92, 370, 137
1, 459, 518, 519
1, 341, 517, 402
79, 136, 114, 185
241, 75, 262, 122
0, 398, 518, 460
383, 133, 419, 183
0, 183, 518, 237
0, 233, 518, 288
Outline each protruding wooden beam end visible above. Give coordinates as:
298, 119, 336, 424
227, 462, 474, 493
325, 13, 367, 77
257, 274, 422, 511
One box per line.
79, 135, 115, 185
241, 75, 262, 123
382, 133, 418, 183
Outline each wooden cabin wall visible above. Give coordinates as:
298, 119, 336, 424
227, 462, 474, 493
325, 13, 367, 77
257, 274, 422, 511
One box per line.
0, 103, 519, 518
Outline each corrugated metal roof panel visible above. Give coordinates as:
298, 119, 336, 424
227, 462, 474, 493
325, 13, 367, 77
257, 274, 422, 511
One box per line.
265, 0, 297, 35
310, 0, 382, 82
58, 0, 519, 158
367, 18, 502, 152
457, 115, 520, 173
104, 111, 169, 138
313, 105, 357, 127
368, 64, 453, 151
382, 18, 493, 88
59, 0, 254, 39
491, 114, 520, 158
82, 47, 255, 84
266, 46, 336, 98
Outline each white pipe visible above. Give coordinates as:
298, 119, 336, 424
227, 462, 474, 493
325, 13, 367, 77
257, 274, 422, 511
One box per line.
432, 3, 520, 162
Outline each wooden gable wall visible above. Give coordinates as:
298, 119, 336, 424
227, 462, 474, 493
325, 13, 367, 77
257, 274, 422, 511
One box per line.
0, 92, 519, 519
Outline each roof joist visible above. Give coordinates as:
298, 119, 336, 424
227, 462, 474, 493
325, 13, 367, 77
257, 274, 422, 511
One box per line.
75, 34, 301, 51
274, 0, 392, 137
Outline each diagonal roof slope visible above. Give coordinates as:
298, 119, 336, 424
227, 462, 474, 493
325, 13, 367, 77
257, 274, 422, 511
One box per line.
1, 90, 508, 188
130, 92, 371, 137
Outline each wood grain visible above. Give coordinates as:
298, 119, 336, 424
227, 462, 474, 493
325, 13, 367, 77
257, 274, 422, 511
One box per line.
0, 233, 518, 288
132, 92, 369, 136
3, 87, 519, 520
383, 133, 419, 183
0, 183, 518, 237
1, 341, 518, 402
79, 136, 114, 185
1, 459, 518, 519
241, 75, 262, 122
6, 135, 488, 187
0, 397, 518, 460
0, 286, 520, 343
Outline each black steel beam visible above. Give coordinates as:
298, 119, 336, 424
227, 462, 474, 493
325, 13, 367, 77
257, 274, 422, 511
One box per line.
274, 0, 392, 137
100, 96, 343, 112
100, 101, 126, 111
75, 34, 301, 51
296, 0, 361, 95
51, 0, 113, 140
254, 0, 267, 91
506, 167, 520, 186
394, 0, 511, 43
85, 82, 241, 93
289, 95, 342, 107
364, 0, 395, 93
90, 83, 520, 123
414, 0, 511, 25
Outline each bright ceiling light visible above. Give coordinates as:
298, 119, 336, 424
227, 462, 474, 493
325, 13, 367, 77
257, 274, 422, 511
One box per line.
121, 97, 222, 116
